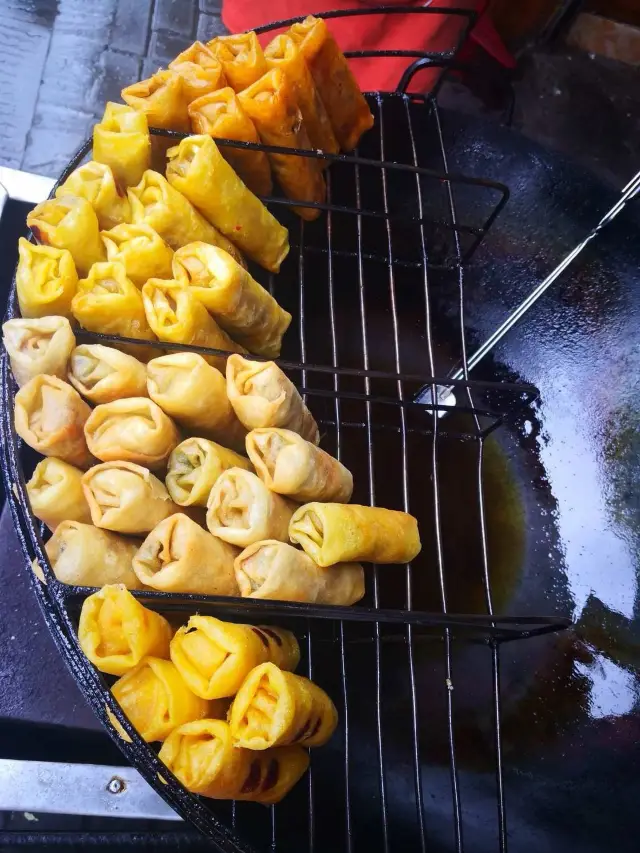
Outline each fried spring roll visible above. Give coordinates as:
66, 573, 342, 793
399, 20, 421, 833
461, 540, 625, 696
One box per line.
111, 657, 210, 742
226, 354, 318, 443
246, 428, 352, 503
44, 521, 141, 587
289, 16, 374, 152
289, 502, 422, 566
101, 222, 173, 287
15, 239, 77, 320
78, 584, 172, 676
3, 316, 75, 387
238, 69, 325, 221
209, 33, 268, 93
15, 375, 94, 468
207, 469, 296, 548
122, 70, 190, 133
265, 34, 338, 158
146, 353, 246, 451
166, 135, 289, 274
229, 662, 338, 749
27, 196, 105, 276
132, 513, 239, 595
56, 161, 131, 230
93, 102, 151, 188
188, 88, 272, 196
27, 458, 92, 531
172, 243, 291, 357
68, 345, 148, 405
159, 719, 309, 803
166, 437, 251, 507
169, 41, 226, 103
170, 614, 299, 700
84, 397, 180, 471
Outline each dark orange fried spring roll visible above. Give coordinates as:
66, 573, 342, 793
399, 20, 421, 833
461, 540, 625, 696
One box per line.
122, 70, 190, 133
209, 32, 267, 93
169, 41, 226, 103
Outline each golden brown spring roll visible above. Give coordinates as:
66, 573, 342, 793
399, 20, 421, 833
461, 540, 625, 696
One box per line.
238, 69, 325, 221
226, 354, 318, 443
289, 16, 374, 152
84, 397, 180, 470
246, 428, 351, 502
101, 222, 174, 287
166, 135, 289, 274
132, 513, 239, 595
206, 468, 296, 547
122, 70, 190, 133
165, 437, 251, 507
188, 88, 272, 197
15, 239, 78, 320
172, 243, 291, 357
169, 41, 226, 103
93, 102, 151, 188
209, 32, 268, 93
3, 316, 75, 387
229, 662, 338, 749
15, 375, 94, 468
159, 719, 309, 803
27, 458, 92, 531
78, 584, 172, 676
289, 502, 422, 566
265, 34, 339, 158
146, 353, 246, 451
56, 161, 131, 230
235, 539, 364, 605
44, 521, 141, 587
27, 196, 105, 277
68, 345, 148, 405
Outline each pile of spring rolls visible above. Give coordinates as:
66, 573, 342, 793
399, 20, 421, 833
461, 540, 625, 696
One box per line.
78, 585, 337, 803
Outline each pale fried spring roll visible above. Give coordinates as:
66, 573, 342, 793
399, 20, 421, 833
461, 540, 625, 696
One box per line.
209, 32, 267, 93
246, 428, 351, 502
27, 196, 105, 277
43, 520, 141, 587
166, 437, 251, 507
122, 70, 190, 133
169, 41, 226, 103
93, 102, 151, 188
226, 354, 318, 443
56, 161, 131, 230
207, 469, 296, 547
235, 540, 364, 605
132, 513, 239, 595
3, 316, 75, 387
68, 345, 148, 405
84, 397, 180, 470
27, 458, 92, 531
238, 69, 325, 221
15, 239, 78, 320
101, 222, 174, 287
15, 375, 94, 468
172, 243, 291, 357
146, 353, 246, 451
289, 502, 422, 566
166, 135, 289, 274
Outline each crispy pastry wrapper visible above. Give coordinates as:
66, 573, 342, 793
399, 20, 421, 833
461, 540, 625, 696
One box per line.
93, 102, 151, 188
172, 243, 291, 357
246, 428, 352, 503
101, 222, 174, 287
206, 468, 296, 548
78, 584, 172, 676
111, 657, 211, 742
226, 355, 318, 443
170, 614, 299, 700
43, 521, 141, 588
132, 513, 239, 595
3, 315, 75, 387
27, 196, 105, 277
169, 41, 226, 103
265, 34, 338, 159
15, 375, 94, 468
56, 161, 131, 231
122, 70, 190, 133
159, 718, 308, 803
27, 458, 92, 531
188, 88, 272, 197
289, 502, 422, 566
68, 344, 148, 405
234, 540, 364, 605
166, 437, 251, 508
289, 16, 374, 152
166, 135, 289, 274
15, 239, 78, 320
238, 69, 325, 221
229, 662, 338, 750
209, 33, 268, 93
146, 352, 246, 451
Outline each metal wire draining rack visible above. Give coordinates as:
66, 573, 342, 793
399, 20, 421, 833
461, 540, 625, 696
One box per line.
1, 8, 571, 853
